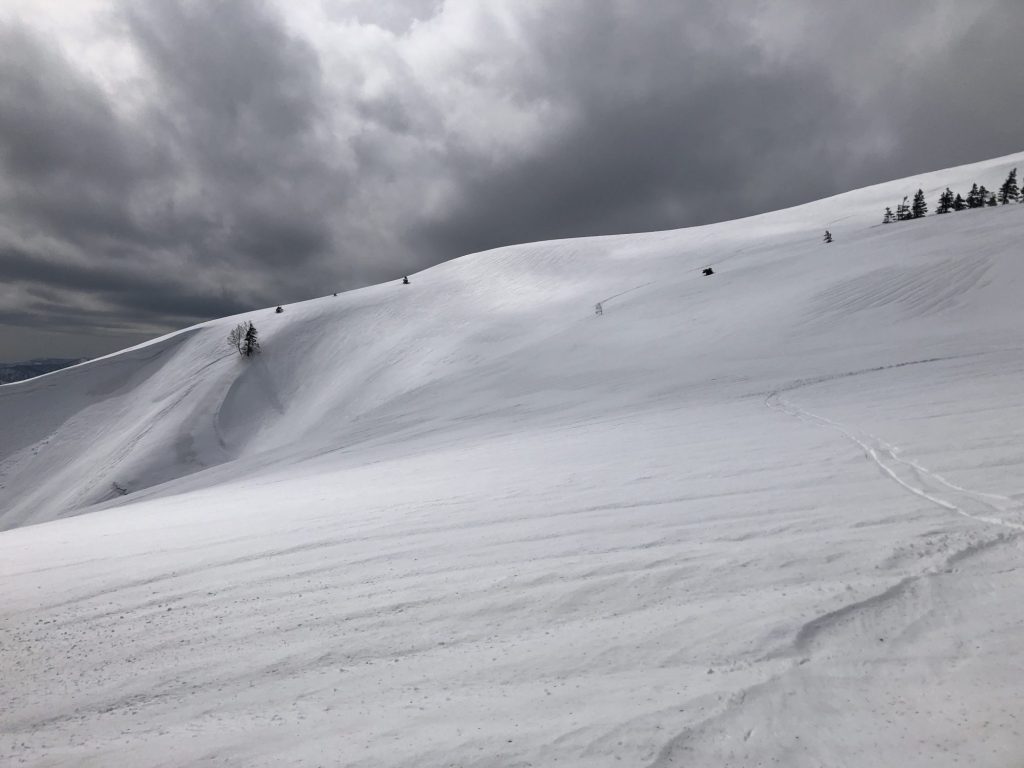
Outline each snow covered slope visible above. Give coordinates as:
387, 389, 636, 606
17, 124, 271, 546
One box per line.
3, 153, 1024, 766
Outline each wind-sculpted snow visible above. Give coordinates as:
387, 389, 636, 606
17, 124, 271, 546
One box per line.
810, 254, 992, 320
4, 153, 1024, 766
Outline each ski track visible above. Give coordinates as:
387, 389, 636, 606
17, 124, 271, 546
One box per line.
766, 358, 1024, 533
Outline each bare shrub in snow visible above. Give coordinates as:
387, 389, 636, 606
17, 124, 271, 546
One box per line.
228, 323, 247, 356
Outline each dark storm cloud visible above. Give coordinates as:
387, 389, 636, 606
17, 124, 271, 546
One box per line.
409, 47, 861, 260
0, 22, 162, 247
0, 0, 354, 357
0, 244, 249, 329
888, 2, 1024, 170
406, 0, 1023, 262
122, 0, 350, 272
0, 27, 153, 186
1, 0, 1023, 359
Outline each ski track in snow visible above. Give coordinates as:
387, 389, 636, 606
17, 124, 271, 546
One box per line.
765, 356, 1024, 533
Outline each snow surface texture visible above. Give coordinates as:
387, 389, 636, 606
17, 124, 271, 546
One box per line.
4, 153, 1024, 766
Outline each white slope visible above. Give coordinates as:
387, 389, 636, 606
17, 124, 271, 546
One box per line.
3, 153, 1024, 767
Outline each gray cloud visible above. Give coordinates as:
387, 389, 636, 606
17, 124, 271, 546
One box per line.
321, 0, 442, 35
404, 0, 1021, 260
1, 0, 1023, 358
0, 23, 161, 248
888, 2, 1024, 169
0, 1, 351, 357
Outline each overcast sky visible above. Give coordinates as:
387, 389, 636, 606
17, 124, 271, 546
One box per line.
1, 0, 1023, 359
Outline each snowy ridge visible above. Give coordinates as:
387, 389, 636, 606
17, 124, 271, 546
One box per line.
4, 153, 1024, 766
4, 152, 1023, 531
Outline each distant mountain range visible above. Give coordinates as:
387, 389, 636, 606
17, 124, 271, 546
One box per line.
0, 358, 84, 385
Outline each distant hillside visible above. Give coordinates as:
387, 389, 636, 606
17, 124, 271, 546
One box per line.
0, 358, 83, 385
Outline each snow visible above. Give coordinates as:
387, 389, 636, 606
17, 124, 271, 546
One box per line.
3, 153, 1024, 766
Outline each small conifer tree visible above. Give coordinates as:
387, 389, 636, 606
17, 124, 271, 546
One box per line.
882, 207, 895, 224
823, 230, 833, 243
936, 188, 953, 214
242, 322, 261, 357
953, 193, 967, 211
896, 196, 910, 221
967, 183, 981, 209
998, 168, 1019, 204
911, 189, 928, 219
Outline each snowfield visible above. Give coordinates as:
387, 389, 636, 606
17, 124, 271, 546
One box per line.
3, 153, 1024, 766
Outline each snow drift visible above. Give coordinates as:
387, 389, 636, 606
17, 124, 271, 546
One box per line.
3, 153, 1024, 767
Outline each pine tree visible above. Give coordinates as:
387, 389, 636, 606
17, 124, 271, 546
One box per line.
988, 193, 998, 207
967, 183, 981, 209
998, 168, 1019, 204
911, 189, 928, 219
978, 185, 992, 208
882, 207, 895, 224
896, 196, 910, 221
242, 322, 261, 357
953, 193, 967, 211
936, 188, 953, 214
823, 230, 833, 243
